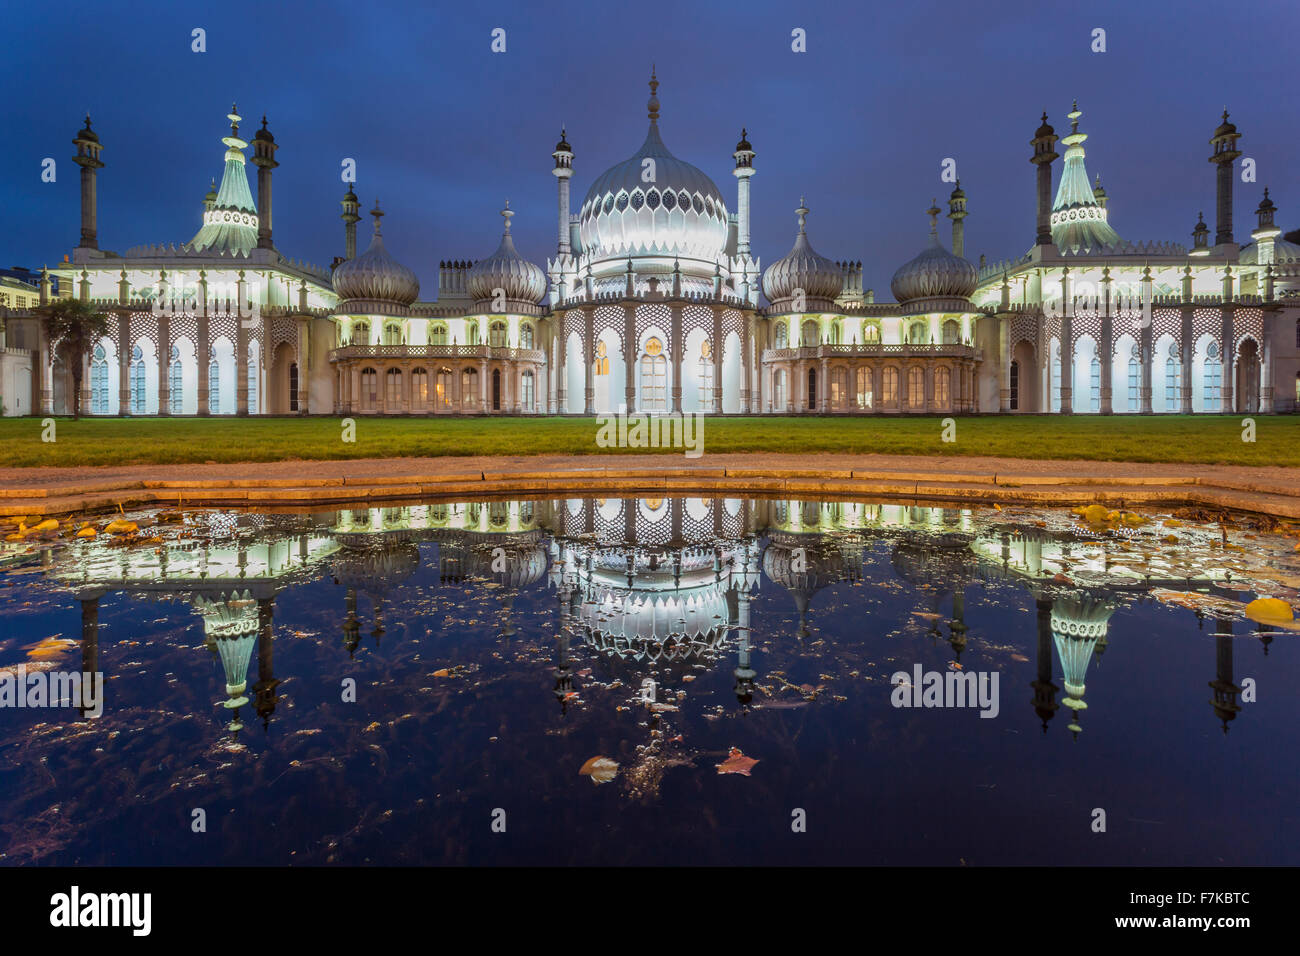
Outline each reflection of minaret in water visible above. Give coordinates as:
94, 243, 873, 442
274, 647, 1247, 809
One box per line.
1208, 614, 1242, 733
553, 544, 577, 714
253, 596, 281, 732
733, 576, 755, 707
78, 591, 104, 719
1030, 593, 1060, 732
342, 587, 362, 658
1050, 591, 1115, 739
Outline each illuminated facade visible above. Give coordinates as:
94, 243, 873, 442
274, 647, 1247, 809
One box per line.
3, 82, 1299, 417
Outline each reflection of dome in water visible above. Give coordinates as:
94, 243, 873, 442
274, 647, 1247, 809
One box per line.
1050, 591, 1116, 736
332, 541, 422, 594
762, 533, 853, 635
890, 535, 976, 590
441, 535, 548, 590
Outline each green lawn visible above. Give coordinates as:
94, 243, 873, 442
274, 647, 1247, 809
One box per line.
0, 415, 1295, 468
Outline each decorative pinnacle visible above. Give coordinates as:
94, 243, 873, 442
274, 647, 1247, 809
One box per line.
927, 199, 941, 238
501, 199, 513, 233
1068, 99, 1081, 134
371, 200, 384, 235
647, 66, 660, 123
228, 103, 240, 134
796, 196, 809, 234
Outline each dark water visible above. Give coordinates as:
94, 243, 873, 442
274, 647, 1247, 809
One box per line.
0, 497, 1296, 866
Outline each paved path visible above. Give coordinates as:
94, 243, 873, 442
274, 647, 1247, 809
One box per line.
2, 453, 1298, 518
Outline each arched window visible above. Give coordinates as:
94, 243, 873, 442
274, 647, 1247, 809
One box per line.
130, 345, 146, 414
289, 363, 299, 411
830, 367, 848, 408
412, 368, 428, 409
802, 320, 819, 347
436, 368, 453, 409
383, 322, 403, 346
491, 368, 502, 410
489, 321, 507, 348
1128, 354, 1140, 411
855, 367, 873, 409
385, 367, 402, 408
934, 366, 951, 409
1090, 355, 1100, 412
429, 324, 448, 347
1165, 344, 1181, 409
351, 320, 370, 346
774, 369, 787, 409
942, 319, 960, 345
91, 344, 109, 414
248, 347, 259, 414
862, 322, 881, 345
698, 339, 714, 411
1009, 360, 1020, 410
882, 367, 899, 406
829, 321, 842, 345
641, 337, 667, 411
1204, 342, 1222, 408
595, 340, 609, 375
465, 320, 478, 345
908, 322, 928, 345
520, 323, 534, 349
461, 367, 478, 408
1050, 347, 1060, 413
360, 367, 377, 411
209, 357, 221, 412
169, 346, 183, 414
774, 321, 788, 350
906, 367, 925, 408
521, 370, 535, 410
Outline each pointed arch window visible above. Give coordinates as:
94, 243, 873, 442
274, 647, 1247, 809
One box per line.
1204, 342, 1222, 408
461, 367, 479, 408
595, 340, 609, 376
91, 344, 110, 414
169, 346, 183, 414
383, 322, 403, 346
1165, 344, 1181, 409
429, 323, 448, 347
209, 357, 221, 412
248, 347, 259, 414
489, 321, 507, 348
862, 322, 881, 344
520, 323, 534, 349
521, 370, 535, 410
130, 345, 146, 414
641, 337, 666, 411
774, 321, 788, 350
351, 320, 370, 346
1090, 355, 1100, 412
698, 339, 714, 410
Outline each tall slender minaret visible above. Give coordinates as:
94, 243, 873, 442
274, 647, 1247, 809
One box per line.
72, 114, 104, 251
340, 183, 360, 259
947, 180, 967, 258
1209, 110, 1242, 249
552, 127, 573, 255
1030, 111, 1059, 248
733, 128, 755, 258
251, 116, 278, 250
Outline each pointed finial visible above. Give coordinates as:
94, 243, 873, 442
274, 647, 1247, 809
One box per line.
501, 200, 513, 233
261, 115, 268, 129
648, 67, 660, 122
796, 197, 809, 234
927, 198, 941, 238
371, 200, 384, 235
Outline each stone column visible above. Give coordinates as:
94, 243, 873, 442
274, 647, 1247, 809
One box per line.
998, 315, 1011, 411
670, 305, 683, 414
1099, 275, 1113, 414
296, 317, 310, 414
1220, 308, 1235, 413
1260, 311, 1274, 413
1180, 306, 1194, 414
157, 310, 171, 415
742, 313, 753, 413
197, 313, 210, 416
1059, 268, 1073, 413
711, 309, 723, 413
117, 315, 131, 415
623, 306, 636, 413
584, 310, 596, 415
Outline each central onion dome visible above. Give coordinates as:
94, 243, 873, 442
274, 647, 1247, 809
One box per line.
890, 200, 978, 313
762, 199, 843, 309
332, 201, 420, 315
467, 202, 547, 311
578, 70, 729, 266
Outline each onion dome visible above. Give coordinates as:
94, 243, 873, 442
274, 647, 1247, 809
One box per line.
578, 70, 729, 266
735, 128, 752, 152
204, 178, 218, 203
761, 199, 843, 309
1211, 109, 1238, 140
74, 113, 99, 144
253, 115, 274, 143
555, 128, 571, 153
332, 201, 420, 315
188, 106, 260, 256
331, 541, 421, 594
889, 200, 978, 313
466, 202, 547, 311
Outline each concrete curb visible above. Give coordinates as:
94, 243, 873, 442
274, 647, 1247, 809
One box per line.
2, 465, 1299, 518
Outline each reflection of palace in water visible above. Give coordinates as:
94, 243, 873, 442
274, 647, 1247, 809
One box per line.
23, 496, 1280, 736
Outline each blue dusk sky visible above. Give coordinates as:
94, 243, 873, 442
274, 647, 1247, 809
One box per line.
3, 0, 1297, 294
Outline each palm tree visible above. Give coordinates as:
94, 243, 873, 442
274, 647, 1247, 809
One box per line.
39, 298, 111, 420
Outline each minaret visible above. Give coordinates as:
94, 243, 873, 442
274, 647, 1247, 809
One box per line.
253, 595, 281, 731
340, 183, 360, 260
1251, 187, 1280, 266
1208, 110, 1242, 250
1030, 111, 1059, 248
552, 127, 573, 255
1092, 174, 1107, 209
947, 180, 967, 258
1190, 211, 1210, 256
72, 114, 104, 251
733, 128, 755, 258
1208, 615, 1242, 733
251, 116, 278, 250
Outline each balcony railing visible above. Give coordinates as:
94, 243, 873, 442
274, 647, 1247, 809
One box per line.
330, 344, 546, 363
763, 343, 980, 361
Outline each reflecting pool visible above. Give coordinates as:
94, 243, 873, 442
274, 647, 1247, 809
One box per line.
0, 497, 1296, 865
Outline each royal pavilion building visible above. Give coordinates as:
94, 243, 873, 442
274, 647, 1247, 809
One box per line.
2, 77, 1297, 418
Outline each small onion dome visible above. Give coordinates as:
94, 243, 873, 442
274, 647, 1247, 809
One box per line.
555, 128, 571, 152
74, 114, 99, 143
204, 178, 218, 203
1034, 111, 1055, 139
762, 198, 843, 309
735, 128, 752, 152
1091, 174, 1107, 206
1193, 212, 1209, 237
332, 201, 420, 315
253, 115, 274, 143
1212, 109, 1238, 140
467, 202, 547, 310
1257, 187, 1276, 215
889, 200, 978, 313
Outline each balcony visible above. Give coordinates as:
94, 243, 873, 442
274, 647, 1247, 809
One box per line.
329, 344, 546, 363
763, 343, 981, 361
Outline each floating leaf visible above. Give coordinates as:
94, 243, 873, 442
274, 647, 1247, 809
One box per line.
716, 747, 758, 776
579, 756, 618, 785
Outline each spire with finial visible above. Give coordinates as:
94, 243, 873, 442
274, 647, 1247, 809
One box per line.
501, 199, 513, 234
371, 200, 384, 236
796, 196, 809, 234
926, 199, 941, 240
647, 66, 660, 123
